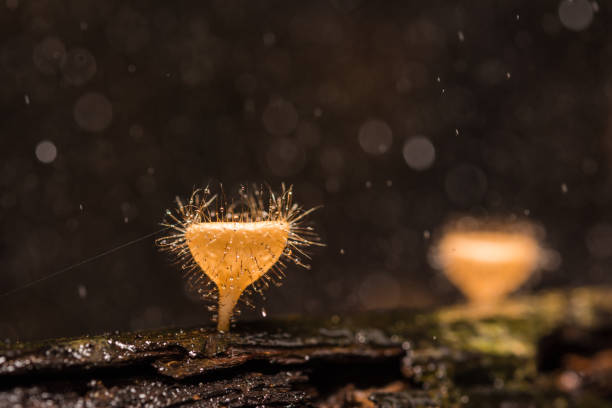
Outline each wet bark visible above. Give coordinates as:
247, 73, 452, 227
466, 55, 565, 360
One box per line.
1, 287, 611, 407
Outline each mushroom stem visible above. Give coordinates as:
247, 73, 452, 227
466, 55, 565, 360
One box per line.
216, 288, 241, 332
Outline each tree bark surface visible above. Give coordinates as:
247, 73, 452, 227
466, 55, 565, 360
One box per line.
1, 287, 611, 407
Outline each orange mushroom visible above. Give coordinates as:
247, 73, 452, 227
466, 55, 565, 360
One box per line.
157, 185, 322, 332
436, 219, 541, 304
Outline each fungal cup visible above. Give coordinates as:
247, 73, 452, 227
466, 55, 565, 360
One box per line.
435, 218, 542, 305
157, 185, 322, 332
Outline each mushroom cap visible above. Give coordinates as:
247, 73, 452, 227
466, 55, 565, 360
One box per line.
185, 220, 290, 295
438, 231, 540, 303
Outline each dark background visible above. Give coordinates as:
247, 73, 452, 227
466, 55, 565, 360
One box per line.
1, 0, 611, 341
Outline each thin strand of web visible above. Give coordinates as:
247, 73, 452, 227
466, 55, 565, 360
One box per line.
0, 227, 170, 299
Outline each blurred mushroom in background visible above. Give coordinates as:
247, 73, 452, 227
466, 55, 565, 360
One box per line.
433, 217, 543, 305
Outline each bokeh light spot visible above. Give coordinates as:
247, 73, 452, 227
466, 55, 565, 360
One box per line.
263, 32, 276, 47
445, 164, 487, 206
62, 48, 97, 86
558, 0, 594, 31
32, 37, 66, 75
35, 140, 57, 164
262, 98, 298, 136
402, 136, 435, 170
106, 7, 150, 54
266, 138, 305, 176
295, 121, 321, 147
74, 93, 113, 132
180, 56, 215, 86
358, 119, 392, 154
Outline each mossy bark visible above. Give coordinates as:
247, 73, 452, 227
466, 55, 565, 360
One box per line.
1, 287, 611, 407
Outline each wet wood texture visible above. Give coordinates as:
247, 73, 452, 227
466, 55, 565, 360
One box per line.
1, 287, 611, 407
